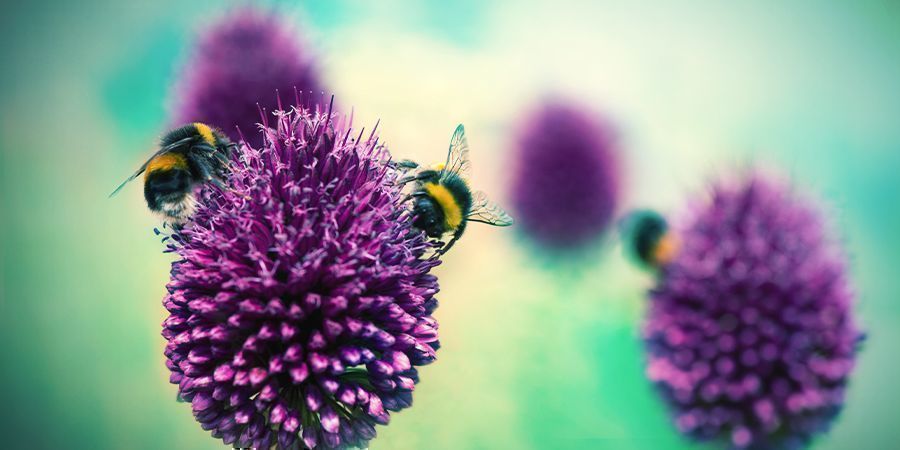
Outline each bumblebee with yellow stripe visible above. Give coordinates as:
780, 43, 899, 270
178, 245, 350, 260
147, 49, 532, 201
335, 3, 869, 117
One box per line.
619, 210, 680, 268
396, 124, 513, 254
109, 122, 236, 224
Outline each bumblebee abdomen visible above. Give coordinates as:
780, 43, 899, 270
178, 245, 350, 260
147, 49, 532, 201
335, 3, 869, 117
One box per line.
423, 183, 460, 229
423, 178, 473, 230
412, 196, 447, 237
144, 153, 189, 179
144, 165, 195, 222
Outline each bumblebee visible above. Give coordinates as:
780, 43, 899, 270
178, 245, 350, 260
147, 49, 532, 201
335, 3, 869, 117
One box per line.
396, 124, 513, 254
619, 210, 679, 268
109, 122, 235, 224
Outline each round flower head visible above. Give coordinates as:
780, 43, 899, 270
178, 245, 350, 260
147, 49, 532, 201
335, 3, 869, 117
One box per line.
509, 101, 620, 250
644, 174, 863, 450
161, 101, 441, 449
170, 7, 321, 147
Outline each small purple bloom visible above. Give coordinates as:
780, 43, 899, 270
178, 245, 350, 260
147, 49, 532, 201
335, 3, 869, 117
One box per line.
509, 101, 620, 250
170, 7, 321, 147
162, 101, 441, 449
644, 174, 863, 449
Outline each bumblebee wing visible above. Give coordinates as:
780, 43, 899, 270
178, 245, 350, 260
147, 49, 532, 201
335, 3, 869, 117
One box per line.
467, 190, 514, 226
108, 136, 196, 198
440, 124, 471, 180
108, 168, 144, 198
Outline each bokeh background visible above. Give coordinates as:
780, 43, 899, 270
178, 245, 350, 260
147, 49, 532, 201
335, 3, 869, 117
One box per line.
2, 0, 899, 448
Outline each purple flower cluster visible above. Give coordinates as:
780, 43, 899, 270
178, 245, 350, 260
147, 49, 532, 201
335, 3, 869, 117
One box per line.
161, 102, 441, 449
644, 174, 862, 449
170, 7, 321, 147
509, 101, 620, 250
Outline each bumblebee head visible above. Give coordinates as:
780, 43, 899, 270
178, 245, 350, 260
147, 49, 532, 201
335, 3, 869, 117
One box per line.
620, 210, 678, 268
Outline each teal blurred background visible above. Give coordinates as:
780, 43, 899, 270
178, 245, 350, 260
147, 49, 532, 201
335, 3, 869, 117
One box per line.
1, 1, 899, 448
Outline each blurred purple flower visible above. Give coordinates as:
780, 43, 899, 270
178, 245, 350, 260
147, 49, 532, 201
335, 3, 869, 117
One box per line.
161, 102, 441, 449
644, 174, 863, 449
509, 101, 620, 250
170, 7, 321, 147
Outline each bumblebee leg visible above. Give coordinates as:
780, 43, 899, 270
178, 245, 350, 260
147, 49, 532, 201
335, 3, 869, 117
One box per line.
437, 237, 456, 255
192, 155, 250, 200
195, 144, 234, 175
400, 190, 430, 204
395, 175, 417, 186
208, 177, 227, 190
396, 173, 434, 186
191, 151, 215, 178
390, 159, 419, 171
207, 172, 251, 200
392, 160, 429, 185
437, 222, 466, 255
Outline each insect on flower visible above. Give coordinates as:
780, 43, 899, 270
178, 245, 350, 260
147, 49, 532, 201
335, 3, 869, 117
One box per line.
163, 101, 443, 450
109, 122, 237, 224
395, 124, 513, 254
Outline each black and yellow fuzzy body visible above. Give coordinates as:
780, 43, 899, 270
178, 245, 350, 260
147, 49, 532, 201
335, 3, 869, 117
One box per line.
620, 210, 679, 268
411, 169, 473, 242
110, 122, 235, 224
398, 124, 514, 254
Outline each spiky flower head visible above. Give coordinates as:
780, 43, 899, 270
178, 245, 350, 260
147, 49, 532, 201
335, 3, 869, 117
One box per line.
644, 174, 862, 449
161, 101, 441, 449
170, 7, 321, 147
509, 100, 620, 250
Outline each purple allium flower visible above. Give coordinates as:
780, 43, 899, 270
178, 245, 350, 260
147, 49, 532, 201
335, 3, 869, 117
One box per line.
509, 101, 620, 250
644, 174, 863, 450
161, 101, 441, 449
170, 7, 321, 147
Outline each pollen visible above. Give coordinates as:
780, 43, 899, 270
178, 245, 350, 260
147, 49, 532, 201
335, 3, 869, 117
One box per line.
424, 182, 463, 229
193, 122, 217, 146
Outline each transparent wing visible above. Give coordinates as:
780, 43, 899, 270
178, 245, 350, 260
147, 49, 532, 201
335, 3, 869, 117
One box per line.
108, 136, 195, 197
108, 168, 145, 198
440, 124, 471, 180
467, 190, 514, 226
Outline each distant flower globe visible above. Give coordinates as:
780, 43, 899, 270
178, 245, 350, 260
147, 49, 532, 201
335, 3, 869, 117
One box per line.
644, 174, 862, 449
170, 7, 321, 147
162, 103, 441, 449
509, 101, 620, 250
